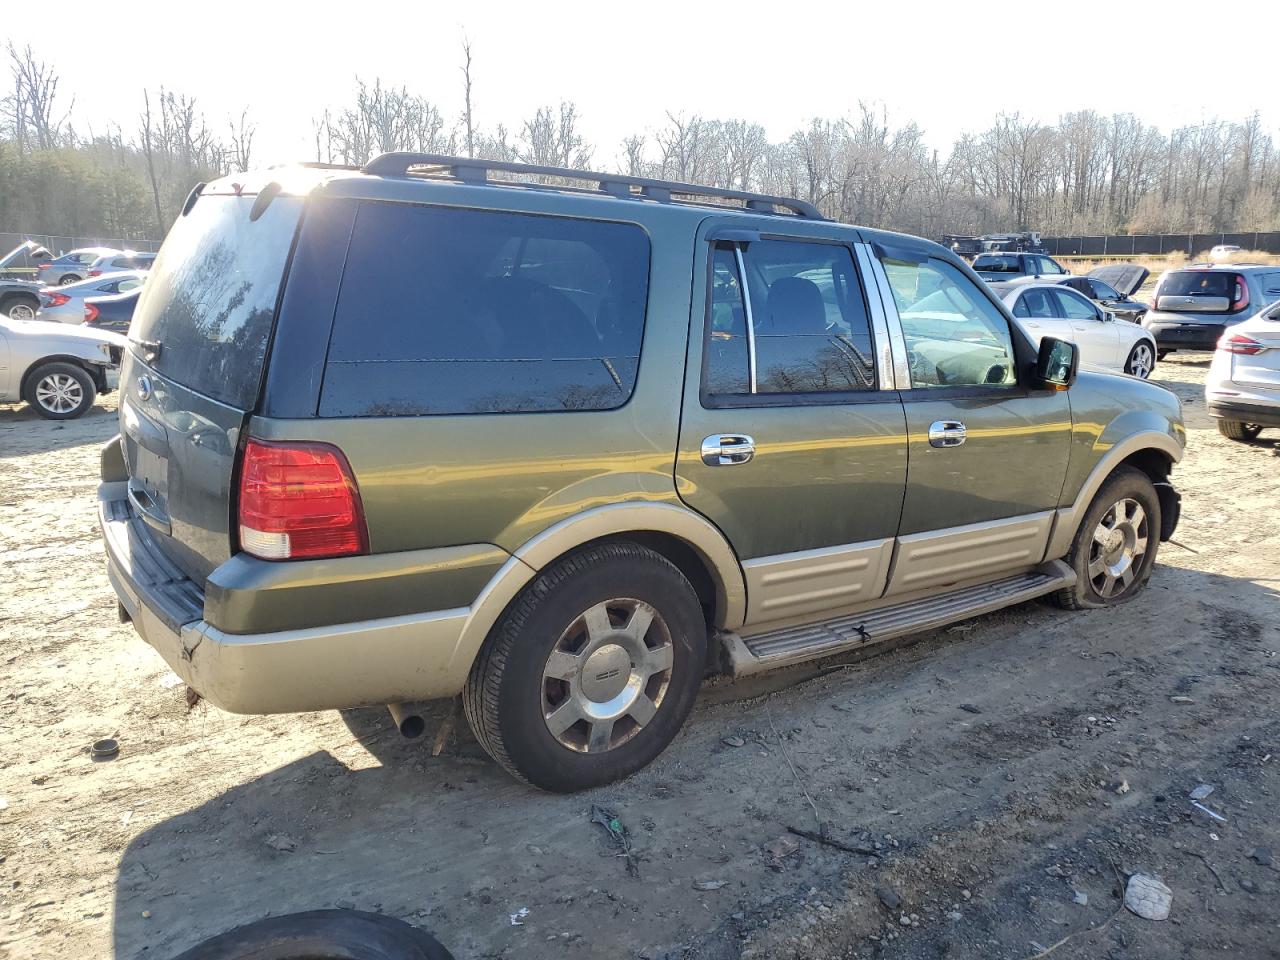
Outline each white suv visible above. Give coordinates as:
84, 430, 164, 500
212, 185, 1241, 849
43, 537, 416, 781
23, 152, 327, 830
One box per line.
1206, 301, 1280, 441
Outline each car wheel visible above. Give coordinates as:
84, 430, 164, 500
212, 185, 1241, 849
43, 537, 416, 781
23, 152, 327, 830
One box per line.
1217, 419, 1264, 442
1052, 467, 1161, 610
1125, 341, 1155, 379
58, 274, 81, 286
2, 295, 38, 321
168, 909, 455, 960
464, 541, 707, 792
24, 362, 97, 420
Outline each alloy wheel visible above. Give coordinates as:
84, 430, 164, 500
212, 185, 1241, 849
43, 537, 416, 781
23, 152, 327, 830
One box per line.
541, 598, 673, 754
35, 373, 84, 414
8, 302, 36, 321
1127, 343, 1154, 379
1088, 498, 1149, 599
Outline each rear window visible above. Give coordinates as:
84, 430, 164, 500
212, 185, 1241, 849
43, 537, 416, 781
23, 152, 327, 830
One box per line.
319, 202, 650, 417
1159, 271, 1237, 297
129, 194, 302, 409
973, 255, 1022, 273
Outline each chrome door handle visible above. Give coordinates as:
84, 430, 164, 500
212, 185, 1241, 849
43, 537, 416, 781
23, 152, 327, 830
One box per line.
701, 434, 756, 466
928, 420, 966, 448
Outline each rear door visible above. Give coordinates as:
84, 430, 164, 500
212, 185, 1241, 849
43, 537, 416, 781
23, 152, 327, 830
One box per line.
119, 186, 304, 582
1051, 287, 1120, 366
676, 221, 907, 625
1011, 286, 1072, 344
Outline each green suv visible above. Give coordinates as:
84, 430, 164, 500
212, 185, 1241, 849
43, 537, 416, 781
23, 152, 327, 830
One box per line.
98, 155, 1185, 791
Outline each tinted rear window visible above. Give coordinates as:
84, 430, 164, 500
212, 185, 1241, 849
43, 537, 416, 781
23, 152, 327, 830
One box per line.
1159, 271, 1237, 297
973, 255, 1022, 272
129, 194, 302, 409
320, 202, 650, 417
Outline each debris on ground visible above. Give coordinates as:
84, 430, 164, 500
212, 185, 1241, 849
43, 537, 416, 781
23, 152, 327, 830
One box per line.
1073, 890, 1088, 905
1113, 779, 1131, 795
1124, 874, 1173, 921
693, 879, 728, 891
722, 735, 746, 748
1189, 784, 1215, 801
264, 833, 297, 853
1246, 846, 1273, 867
958, 704, 982, 714
90, 738, 119, 760
509, 907, 529, 926
1191, 800, 1227, 822
876, 887, 902, 911
590, 805, 639, 878
765, 835, 800, 861
1170, 695, 1196, 704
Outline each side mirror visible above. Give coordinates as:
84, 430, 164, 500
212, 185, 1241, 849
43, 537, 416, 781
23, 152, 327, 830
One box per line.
1036, 336, 1078, 390
1103, 310, 1116, 323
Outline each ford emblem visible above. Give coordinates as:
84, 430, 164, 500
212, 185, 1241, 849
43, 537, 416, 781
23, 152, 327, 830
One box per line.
137, 376, 154, 401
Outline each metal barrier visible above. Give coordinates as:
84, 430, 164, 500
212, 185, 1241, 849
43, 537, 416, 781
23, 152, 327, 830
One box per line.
1043, 232, 1280, 257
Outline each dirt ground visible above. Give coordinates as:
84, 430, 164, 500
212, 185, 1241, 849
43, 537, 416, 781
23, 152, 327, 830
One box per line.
1, 355, 1278, 960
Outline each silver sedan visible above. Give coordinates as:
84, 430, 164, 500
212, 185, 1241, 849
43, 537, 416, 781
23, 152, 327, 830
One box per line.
38, 271, 147, 324
0, 315, 125, 419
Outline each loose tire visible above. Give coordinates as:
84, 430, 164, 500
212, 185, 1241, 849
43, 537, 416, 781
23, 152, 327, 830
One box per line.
1052, 466, 1161, 610
2, 295, 38, 321
1217, 419, 1263, 442
1125, 341, 1155, 379
168, 909, 455, 960
464, 542, 707, 792
24, 361, 96, 420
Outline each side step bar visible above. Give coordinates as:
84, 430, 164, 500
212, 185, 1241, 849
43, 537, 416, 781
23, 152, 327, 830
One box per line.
720, 562, 1075, 676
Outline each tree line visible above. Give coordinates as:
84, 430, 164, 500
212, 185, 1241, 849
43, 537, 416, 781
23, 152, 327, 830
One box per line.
3, 38, 1279, 245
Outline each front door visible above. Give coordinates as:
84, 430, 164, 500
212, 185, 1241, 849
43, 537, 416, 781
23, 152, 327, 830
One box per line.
871, 251, 1073, 596
676, 222, 908, 626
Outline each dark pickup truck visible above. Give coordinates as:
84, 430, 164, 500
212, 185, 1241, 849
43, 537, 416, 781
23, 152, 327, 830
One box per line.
973, 252, 1070, 282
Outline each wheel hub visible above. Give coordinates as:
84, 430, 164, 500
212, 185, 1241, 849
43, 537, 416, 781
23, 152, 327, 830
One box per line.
581, 643, 633, 702
1088, 498, 1149, 599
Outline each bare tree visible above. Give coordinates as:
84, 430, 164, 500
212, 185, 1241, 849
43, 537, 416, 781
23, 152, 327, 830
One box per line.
3, 42, 71, 151
460, 37, 475, 158
228, 108, 255, 172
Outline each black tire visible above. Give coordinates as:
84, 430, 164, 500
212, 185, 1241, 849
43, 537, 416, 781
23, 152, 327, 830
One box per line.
23, 361, 97, 420
1124, 341, 1155, 379
2, 293, 39, 321
168, 909, 454, 960
58, 274, 81, 286
1217, 419, 1264, 442
464, 541, 707, 792
1052, 466, 1161, 610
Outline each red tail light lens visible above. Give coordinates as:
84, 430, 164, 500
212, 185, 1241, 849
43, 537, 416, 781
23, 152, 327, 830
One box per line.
236, 439, 368, 561
45, 292, 70, 307
89, 269, 102, 277
84, 303, 99, 324
1231, 277, 1249, 311
1219, 333, 1265, 355
37, 263, 51, 270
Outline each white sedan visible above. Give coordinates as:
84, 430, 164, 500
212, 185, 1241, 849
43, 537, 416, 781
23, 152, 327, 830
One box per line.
1205, 300, 1280, 441
989, 281, 1158, 378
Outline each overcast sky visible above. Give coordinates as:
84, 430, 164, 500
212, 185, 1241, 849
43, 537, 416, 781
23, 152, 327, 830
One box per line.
6, 0, 1277, 166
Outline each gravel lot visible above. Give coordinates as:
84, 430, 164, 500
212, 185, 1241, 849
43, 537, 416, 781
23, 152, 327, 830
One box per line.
1, 355, 1277, 960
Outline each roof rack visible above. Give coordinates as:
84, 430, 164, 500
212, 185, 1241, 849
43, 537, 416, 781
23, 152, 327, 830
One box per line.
360, 152, 825, 220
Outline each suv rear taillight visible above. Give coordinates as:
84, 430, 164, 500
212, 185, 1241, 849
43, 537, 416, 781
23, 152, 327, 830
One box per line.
1231, 276, 1249, 312
1219, 333, 1265, 355
236, 439, 369, 561
83, 303, 99, 324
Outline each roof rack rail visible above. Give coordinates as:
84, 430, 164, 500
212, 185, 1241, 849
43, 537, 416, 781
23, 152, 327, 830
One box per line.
360, 152, 825, 220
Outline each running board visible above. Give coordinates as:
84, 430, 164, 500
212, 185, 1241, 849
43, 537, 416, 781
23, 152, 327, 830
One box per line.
720, 562, 1075, 676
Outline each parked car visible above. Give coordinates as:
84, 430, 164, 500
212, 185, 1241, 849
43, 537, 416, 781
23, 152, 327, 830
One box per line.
38, 272, 147, 324
0, 242, 48, 321
83, 287, 142, 333
1005, 266, 1150, 323
990, 282, 1158, 378
98, 156, 1184, 792
36, 246, 122, 286
1209, 244, 1242, 261
972, 252, 1070, 282
1142, 264, 1280, 356
1205, 300, 1280, 441
0, 314, 124, 419
87, 251, 156, 277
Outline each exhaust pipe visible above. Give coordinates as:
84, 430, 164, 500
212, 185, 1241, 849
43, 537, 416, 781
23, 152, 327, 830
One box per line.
387, 702, 426, 739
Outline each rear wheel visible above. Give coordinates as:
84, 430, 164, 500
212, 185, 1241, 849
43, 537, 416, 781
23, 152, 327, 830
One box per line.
2, 295, 38, 321
1156, 349, 1171, 361
24, 361, 96, 420
58, 274, 81, 286
1125, 341, 1155, 378
464, 542, 707, 792
1217, 419, 1264, 442
1052, 467, 1161, 610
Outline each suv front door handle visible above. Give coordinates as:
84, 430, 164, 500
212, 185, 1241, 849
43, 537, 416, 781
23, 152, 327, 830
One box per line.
701, 434, 756, 466
928, 420, 967, 448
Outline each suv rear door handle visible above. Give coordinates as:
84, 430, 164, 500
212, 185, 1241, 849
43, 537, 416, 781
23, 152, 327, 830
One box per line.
928, 420, 967, 448
701, 434, 756, 466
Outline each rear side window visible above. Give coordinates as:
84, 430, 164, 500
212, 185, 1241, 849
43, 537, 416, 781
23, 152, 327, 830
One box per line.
703, 239, 877, 398
1013, 288, 1056, 319
320, 202, 650, 417
129, 193, 303, 409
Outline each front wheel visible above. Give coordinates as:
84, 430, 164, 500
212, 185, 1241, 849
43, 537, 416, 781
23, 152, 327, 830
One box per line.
3, 295, 38, 321
24, 361, 96, 419
1217, 419, 1264, 442
464, 542, 707, 792
1052, 467, 1161, 610
1125, 341, 1155, 379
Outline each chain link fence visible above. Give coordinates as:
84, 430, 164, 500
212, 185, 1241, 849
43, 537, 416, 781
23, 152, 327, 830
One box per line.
1043, 232, 1280, 257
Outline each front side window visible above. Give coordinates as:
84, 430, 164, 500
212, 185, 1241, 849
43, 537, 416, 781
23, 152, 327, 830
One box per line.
881, 257, 1017, 389
1053, 288, 1099, 320
1090, 279, 1121, 300
704, 239, 876, 399
1037, 257, 1066, 275
321, 202, 650, 417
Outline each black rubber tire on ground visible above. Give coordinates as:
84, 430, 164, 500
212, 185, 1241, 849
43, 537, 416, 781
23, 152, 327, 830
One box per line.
167, 909, 455, 960
1, 293, 39, 321
22, 361, 96, 420
1051, 466, 1162, 611
464, 541, 707, 792
58, 274, 81, 285
1217, 419, 1264, 442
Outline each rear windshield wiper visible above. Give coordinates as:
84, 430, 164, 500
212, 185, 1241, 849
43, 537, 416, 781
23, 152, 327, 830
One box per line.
129, 336, 162, 363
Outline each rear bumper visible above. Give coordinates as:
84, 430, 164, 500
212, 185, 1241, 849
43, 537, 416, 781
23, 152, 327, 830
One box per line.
1207, 399, 1280, 427
1145, 322, 1224, 351
99, 486, 476, 713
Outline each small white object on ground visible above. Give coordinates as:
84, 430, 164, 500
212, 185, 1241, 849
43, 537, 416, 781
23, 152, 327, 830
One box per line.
1124, 874, 1172, 921
1189, 784, 1214, 801
510, 907, 530, 926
